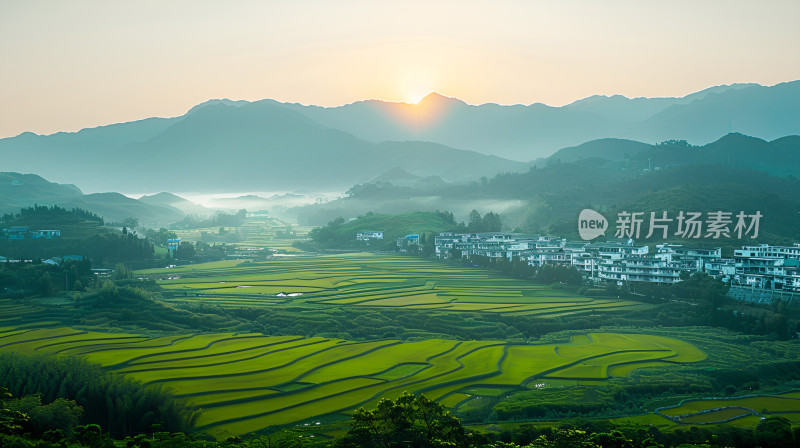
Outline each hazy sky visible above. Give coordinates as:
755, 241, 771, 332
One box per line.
1, 0, 798, 138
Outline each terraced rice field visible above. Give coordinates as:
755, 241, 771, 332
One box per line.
658, 392, 800, 424
0, 324, 705, 439
137, 253, 645, 316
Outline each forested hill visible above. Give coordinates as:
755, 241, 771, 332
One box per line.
292, 136, 800, 248
0, 172, 203, 227
546, 133, 800, 178
464, 162, 799, 245
0, 205, 154, 265
306, 211, 459, 250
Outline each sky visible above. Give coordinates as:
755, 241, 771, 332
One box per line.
1, 0, 798, 138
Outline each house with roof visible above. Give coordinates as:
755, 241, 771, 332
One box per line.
31, 229, 61, 239
3, 226, 30, 240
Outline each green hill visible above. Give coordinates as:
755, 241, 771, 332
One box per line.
0, 205, 155, 265
292, 136, 800, 247
308, 211, 457, 250
0, 172, 204, 227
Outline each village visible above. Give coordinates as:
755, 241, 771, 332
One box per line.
358, 229, 800, 306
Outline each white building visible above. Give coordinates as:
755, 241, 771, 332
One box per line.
31, 229, 61, 239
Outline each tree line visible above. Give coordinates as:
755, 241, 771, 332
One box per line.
4, 389, 797, 447
0, 353, 197, 438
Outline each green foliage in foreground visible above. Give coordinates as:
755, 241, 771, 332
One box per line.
4, 388, 796, 448
342, 392, 472, 448
0, 353, 196, 437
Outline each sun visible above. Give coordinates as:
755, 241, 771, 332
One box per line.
407, 93, 426, 105
397, 66, 435, 105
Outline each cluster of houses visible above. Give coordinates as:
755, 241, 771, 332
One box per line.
1, 226, 61, 240
427, 232, 800, 303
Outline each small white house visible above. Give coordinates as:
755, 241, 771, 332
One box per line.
31, 229, 61, 239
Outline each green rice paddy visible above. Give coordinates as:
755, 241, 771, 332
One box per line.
0, 323, 705, 439
137, 254, 645, 317
657, 392, 800, 424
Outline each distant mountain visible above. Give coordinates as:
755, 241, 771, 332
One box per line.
546, 138, 652, 164
0, 172, 82, 209
2, 81, 797, 193
369, 167, 447, 188
0, 172, 201, 226
69, 192, 184, 225
205, 193, 315, 213
0, 100, 528, 193
285, 81, 800, 160
631, 134, 800, 176
291, 134, 800, 245
370, 167, 421, 183
285, 92, 621, 162
543, 134, 800, 178
212, 195, 275, 210
139, 192, 211, 216
563, 83, 758, 122
630, 82, 800, 144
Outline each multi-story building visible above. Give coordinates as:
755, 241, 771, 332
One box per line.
732, 244, 800, 293
704, 258, 736, 281
597, 254, 682, 284
432, 232, 800, 293
735, 244, 800, 261
397, 234, 420, 250
452, 233, 528, 260
655, 244, 721, 272
434, 232, 464, 258
30, 229, 61, 239
2, 226, 30, 240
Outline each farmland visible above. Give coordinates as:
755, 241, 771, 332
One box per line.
138, 253, 645, 317
0, 323, 704, 439
657, 392, 800, 424
172, 217, 308, 254
4, 252, 800, 443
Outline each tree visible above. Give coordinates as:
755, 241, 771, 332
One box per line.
528, 428, 600, 448
4, 394, 84, 437
121, 217, 139, 229
755, 416, 793, 448
0, 388, 29, 436
114, 263, 130, 280
38, 272, 54, 296
175, 241, 196, 260
468, 209, 482, 232
342, 392, 470, 448
482, 212, 502, 232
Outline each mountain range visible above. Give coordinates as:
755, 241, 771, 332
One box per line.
0, 101, 527, 193
282, 81, 800, 160
291, 134, 800, 243
0, 81, 798, 194
3, 132, 799, 233
544, 133, 800, 176
0, 173, 200, 226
